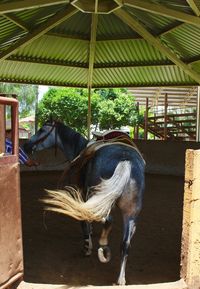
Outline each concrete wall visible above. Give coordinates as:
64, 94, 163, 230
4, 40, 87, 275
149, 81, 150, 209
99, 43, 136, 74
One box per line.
20, 140, 200, 176
135, 140, 200, 176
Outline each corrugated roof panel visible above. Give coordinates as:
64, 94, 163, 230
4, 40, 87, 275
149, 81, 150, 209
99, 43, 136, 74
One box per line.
97, 13, 139, 40
153, 0, 194, 13
161, 24, 200, 59
13, 35, 89, 64
0, 16, 24, 50
125, 6, 177, 35
93, 65, 196, 87
0, 60, 87, 87
51, 11, 91, 39
95, 39, 170, 65
128, 86, 198, 107
13, 3, 70, 26
0, 1, 199, 88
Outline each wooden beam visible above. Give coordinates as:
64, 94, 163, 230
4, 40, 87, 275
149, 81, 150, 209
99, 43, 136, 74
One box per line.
3, 14, 29, 31
8, 55, 88, 68
87, 13, 98, 140
124, 0, 200, 27
7, 55, 174, 68
186, 0, 200, 16
0, 0, 68, 14
0, 5, 78, 61
114, 8, 200, 84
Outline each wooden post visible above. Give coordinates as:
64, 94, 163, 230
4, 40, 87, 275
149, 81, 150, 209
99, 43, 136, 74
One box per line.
35, 88, 39, 133
144, 97, 148, 140
87, 86, 91, 140
196, 86, 200, 142
164, 93, 168, 140
134, 101, 139, 139
181, 149, 200, 289
0, 104, 5, 152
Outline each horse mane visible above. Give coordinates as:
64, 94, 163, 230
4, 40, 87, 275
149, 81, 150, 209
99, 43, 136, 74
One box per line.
56, 121, 88, 156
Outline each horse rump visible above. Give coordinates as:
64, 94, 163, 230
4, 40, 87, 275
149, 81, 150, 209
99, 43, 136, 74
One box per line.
42, 160, 132, 222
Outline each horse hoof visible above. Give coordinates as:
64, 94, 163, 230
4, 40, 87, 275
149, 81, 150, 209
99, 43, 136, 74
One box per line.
98, 246, 111, 263
117, 278, 126, 286
83, 248, 92, 257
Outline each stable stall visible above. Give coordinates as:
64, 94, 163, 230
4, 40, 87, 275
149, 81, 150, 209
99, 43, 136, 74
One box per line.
1, 1, 200, 288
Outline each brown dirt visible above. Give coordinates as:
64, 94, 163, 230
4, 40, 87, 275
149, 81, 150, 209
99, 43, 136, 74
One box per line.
20, 171, 184, 286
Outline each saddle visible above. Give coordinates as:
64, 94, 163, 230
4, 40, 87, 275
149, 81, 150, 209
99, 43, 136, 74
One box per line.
58, 131, 142, 189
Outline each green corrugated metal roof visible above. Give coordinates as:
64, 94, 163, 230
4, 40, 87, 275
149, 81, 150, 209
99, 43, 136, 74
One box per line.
0, 0, 200, 87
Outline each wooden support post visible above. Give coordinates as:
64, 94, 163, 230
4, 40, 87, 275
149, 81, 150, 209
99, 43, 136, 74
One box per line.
87, 86, 91, 140
0, 104, 5, 152
164, 93, 168, 140
181, 149, 200, 289
144, 97, 148, 140
35, 89, 39, 133
196, 86, 200, 142
134, 101, 139, 139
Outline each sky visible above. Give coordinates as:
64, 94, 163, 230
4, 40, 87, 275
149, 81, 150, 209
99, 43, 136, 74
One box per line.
38, 85, 49, 100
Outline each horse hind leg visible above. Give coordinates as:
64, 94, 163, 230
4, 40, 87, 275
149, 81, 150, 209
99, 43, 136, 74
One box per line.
81, 221, 93, 256
98, 215, 112, 263
117, 215, 137, 285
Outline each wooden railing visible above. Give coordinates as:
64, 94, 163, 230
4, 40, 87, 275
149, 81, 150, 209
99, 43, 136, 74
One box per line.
135, 95, 196, 141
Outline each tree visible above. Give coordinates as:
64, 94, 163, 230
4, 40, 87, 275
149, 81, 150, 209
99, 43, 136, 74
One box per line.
38, 87, 142, 135
0, 83, 38, 118
38, 87, 101, 135
98, 90, 139, 130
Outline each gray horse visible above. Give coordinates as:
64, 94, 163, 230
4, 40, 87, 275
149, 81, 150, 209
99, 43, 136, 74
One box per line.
24, 120, 145, 285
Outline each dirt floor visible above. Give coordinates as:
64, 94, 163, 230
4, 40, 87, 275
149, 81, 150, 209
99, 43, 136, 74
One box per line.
20, 171, 184, 287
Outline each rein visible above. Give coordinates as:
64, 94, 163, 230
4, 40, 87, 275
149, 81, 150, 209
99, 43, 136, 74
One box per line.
32, 122, 58, 156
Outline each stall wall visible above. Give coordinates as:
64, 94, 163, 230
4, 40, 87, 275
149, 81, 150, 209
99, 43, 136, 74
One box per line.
20, 140, 200, 176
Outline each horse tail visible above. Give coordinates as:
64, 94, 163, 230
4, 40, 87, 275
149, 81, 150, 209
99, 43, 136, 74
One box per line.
43, 161, 131, 222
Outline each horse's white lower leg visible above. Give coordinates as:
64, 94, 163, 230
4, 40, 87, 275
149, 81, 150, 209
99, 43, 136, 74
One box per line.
117, 218, 136, 285
117, 256, 127, 285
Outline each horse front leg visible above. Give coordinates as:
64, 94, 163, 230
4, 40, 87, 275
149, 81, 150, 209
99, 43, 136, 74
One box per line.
117, 216, 136, 285
98, 215, 112, 263
81, 221, 93, 256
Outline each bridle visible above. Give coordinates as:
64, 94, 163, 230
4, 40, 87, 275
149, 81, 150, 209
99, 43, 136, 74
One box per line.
31, 121, 58, 155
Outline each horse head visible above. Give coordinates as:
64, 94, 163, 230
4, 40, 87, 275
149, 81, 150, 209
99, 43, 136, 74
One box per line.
23, 120, 88, 161
23, 120, 62, 154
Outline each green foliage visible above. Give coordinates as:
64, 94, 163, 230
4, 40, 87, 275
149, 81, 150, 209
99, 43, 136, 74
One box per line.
0, 83, 38, 117
38, 87, 101, 135
38, 87, 142, 135
98, 92, 138, 130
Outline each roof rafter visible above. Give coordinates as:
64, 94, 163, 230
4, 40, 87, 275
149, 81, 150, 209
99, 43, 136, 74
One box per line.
124, 0, 200, 27
7, 55, 88, 68
0, 0, 69, 14
3, 14, 29, 31
6, 54, 174, 68
114, 8, 200, 84
186, 0, 200, 16
0, 5, 78, 61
